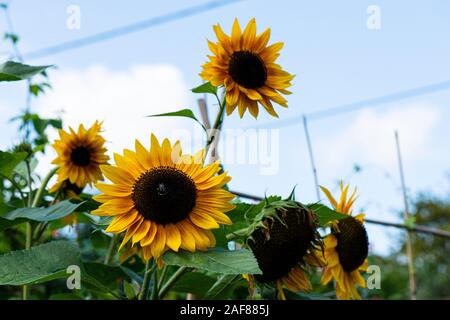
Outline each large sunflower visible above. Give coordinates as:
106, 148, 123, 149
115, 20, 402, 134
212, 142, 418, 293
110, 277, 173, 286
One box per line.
319, 183, 369, 300
50, 121, 109, 192
92, 134, 235, 261
200, 18, 294, 118
246, 201, 321, 299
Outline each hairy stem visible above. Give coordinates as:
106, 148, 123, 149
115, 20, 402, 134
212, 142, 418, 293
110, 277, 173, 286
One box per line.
158, 266, 191, 299
138, 260, 155, 300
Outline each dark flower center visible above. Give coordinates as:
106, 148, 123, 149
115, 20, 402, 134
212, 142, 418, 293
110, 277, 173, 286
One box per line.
228, 50, 267, 89
131, 167, 197, 225
249, 207, 317, 282
70, 146, 91, 167
334, 217, 369, 272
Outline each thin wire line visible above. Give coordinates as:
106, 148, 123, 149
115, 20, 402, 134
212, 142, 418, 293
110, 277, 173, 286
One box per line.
23, 0, 243, 60
251, 79, 450, 129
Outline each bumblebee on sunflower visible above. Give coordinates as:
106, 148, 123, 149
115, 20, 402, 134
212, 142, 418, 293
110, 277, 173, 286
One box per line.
200, 18, 294, 118
319, 182, 369, 300
92, 134, 235, 261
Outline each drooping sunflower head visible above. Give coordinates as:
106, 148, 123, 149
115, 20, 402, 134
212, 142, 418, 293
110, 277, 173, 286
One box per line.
92, 134, 235, 261
51, 121, 109, 191
319, 182, 369, 300
246, 200, 321, 299
200, 18, 294, 119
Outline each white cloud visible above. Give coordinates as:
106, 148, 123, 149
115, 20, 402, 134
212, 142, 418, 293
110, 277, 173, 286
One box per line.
316, 103, 440, 174
34, 64, 202, 177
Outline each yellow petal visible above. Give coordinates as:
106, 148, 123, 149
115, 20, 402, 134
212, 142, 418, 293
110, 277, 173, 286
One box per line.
230, 18, 242, 50
150, 226, 166, 258
190, 211, 219, 229
164, 224, 181, 251
105, 211, 139, 233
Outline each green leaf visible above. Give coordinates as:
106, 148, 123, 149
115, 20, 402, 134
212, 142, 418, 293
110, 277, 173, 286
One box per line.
307, 203, 348, 226
0, 240, 81, 285
82, 212, 113, 226
203, 274, 242, 300
0, 151, 27, 178
163, 248, 262, 275
224, 196, 282, 235
171, 272, 216, 298
0, 61, 52, 82
5, 200, 84, 222
212, 226, 228, 248
83, 262, 129, 290
0, 216, 25, 232
13, 157, 38, 179
49, 293, 82, 300
191, 82, 217, 95
80, 273, 121, 299
147, 108, 206, 131
4, 33, 19, 44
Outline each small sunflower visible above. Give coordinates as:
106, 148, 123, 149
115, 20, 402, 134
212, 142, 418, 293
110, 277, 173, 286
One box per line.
246, 201, 321, 299
92, 134, 235, 261
200, 18, 294, 118
319, 183, 369, 300
50, 121, 109, 192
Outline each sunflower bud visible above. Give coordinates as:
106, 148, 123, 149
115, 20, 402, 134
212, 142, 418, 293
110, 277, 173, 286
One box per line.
12, 141, 33, 160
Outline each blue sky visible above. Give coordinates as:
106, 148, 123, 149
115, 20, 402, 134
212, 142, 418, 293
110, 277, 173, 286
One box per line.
1, 0, 450, 255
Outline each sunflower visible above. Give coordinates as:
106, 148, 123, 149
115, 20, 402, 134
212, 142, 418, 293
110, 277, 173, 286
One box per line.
200, 18, 294, 118
50, 121, 109, 192
319, 183, 369, 300
246, 201, 321, 299
92, 134, 235, 261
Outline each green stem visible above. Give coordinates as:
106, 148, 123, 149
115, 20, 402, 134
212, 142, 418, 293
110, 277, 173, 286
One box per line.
226, 226, 251, 241
205, 96, 226, 157
25, 160, 33, 207
157, 265, 169, 290
22, 221, 33, 300
150, 270, 159, 300
21, 166, 58, 300
1, 174, 26, 206
138, 260, 155, 300
31, 166, 58, 208
158, 266, 191, 299
104, 234, 118, 265
22, 159, 35, 300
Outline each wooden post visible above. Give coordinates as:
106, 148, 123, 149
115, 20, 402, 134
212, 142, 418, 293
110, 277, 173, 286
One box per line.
302, 115, 321, 201
198, 97, 220, 163
394, 130, 417, 300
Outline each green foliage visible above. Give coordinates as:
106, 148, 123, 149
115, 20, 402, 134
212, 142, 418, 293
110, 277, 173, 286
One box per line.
307, 203, 348, 226
0, 240, 81, 285
203, 274, 243, 300
191, 82, 218, 95
4, 200, 84, 222
163, 248, 262, 275
11, 113, 62, 153
83, 262, 130, 290
171, 272, 216, 297
0, 61, 52, 82
0, 151, 27, 179
3, 32, 19, 44
147, 108, 206, 131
